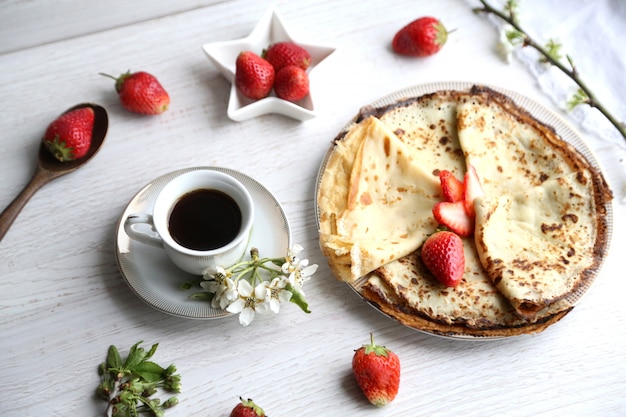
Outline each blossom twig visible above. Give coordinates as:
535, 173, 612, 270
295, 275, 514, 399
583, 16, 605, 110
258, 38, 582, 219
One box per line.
188, 245, 317, 326
473, 0, 626, 142
97, 342, 181, 417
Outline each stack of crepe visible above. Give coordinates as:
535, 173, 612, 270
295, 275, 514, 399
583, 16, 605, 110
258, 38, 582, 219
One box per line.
317, 86, 612, 338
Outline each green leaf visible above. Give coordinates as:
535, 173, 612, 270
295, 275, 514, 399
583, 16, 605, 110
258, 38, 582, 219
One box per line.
180, 279, 203, 290
505, 0, 519, 14
134, 361, 165, 383
270, 258, 286, 267
505, 28, 525, 46
505, 0, 520, 23
107, 345, 123, 370
124, 341, 147, 369
180, 281, 193, 290
144, 343, 159, 361
567, 88, 589, 111
541, 39, 562, 63
285, 284, 311, 313
189, 292, 213, 301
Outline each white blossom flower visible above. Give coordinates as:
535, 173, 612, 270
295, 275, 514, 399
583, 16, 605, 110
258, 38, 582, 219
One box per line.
192, 245, 316, 326
282, 248, 318, 292
200, 267, 238, 309
497, 24, 515, 63
227, 279, 269, 326
266, 277, 292, 313
286, 243, 304, 260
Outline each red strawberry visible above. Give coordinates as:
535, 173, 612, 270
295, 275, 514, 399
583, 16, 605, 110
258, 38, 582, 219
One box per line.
432, 200, 473, 237
392, 17, 449, 57
230, 397, 265, 417
235, 51, 275, 100
274, 65, 309, 102
439, 170, 464, 202
43, 107, 95, 162
263, 42, 311, 71
463, 164, 485, 218
421, 230, 465, 287
352, 333, 401, 407
101, 71, 170, 115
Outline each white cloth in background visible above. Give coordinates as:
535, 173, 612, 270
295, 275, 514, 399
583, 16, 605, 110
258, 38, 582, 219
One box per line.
482, 0, 626, 150
513, 0, 626, 150
478, 0, 626, 201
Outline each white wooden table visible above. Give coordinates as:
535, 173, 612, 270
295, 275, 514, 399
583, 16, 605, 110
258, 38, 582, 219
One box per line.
1, 1, 625, 416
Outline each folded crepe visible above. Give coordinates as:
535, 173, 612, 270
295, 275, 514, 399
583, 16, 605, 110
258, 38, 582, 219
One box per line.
456, 91, 612, 319
318, 116, 440, 282
474, 172, 603, 318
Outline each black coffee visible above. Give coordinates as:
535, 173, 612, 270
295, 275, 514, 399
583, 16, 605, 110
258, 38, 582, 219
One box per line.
168, 189, 242, 251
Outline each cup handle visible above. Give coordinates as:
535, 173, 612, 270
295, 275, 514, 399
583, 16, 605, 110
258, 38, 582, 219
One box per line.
124, 214, 163, 248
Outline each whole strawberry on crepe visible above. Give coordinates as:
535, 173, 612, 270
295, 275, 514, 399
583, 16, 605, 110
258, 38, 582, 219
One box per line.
101, 70, 170, 114
421, 230, 465, 287
352, 333, 400, 406
43, 107, 95, 162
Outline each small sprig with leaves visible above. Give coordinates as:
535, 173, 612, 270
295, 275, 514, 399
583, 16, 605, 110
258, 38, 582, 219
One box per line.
97, 341, 181, 417
187, 244, 317, 326
474, 0, 626, 142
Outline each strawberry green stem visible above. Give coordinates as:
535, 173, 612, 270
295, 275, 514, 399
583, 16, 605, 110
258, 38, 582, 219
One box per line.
99, 70, 132, 93
364, 333, 389, 356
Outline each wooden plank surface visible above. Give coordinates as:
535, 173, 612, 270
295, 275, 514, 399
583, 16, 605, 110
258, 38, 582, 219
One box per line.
0, 0, 624, 416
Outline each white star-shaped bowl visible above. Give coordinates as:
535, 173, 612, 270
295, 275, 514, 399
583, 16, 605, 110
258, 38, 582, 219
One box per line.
202, 7, 336, 121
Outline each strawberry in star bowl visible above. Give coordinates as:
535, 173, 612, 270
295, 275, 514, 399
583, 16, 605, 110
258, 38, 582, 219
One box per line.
201, 7, 336, 121
263, 41, 311, 71
235, 51, 275, 100
274, 65, 310, 102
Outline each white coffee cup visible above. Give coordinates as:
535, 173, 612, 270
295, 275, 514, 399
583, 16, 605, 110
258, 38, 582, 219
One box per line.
124, 169, 254, 275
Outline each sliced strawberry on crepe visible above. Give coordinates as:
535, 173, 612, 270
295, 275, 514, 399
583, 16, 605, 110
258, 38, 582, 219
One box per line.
432, 200, 474, 237
438, 170, 464, 202
463, 164, 485, 218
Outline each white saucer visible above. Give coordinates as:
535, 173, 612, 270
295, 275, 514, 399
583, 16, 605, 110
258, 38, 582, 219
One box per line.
115, 167, 291, 319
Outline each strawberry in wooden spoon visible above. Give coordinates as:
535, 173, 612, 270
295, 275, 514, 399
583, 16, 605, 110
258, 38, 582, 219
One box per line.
43, 106, 95, 162
0, 104, 108, 242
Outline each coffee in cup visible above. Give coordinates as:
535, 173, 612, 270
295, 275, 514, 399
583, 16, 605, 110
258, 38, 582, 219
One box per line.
124, 169, 254, 275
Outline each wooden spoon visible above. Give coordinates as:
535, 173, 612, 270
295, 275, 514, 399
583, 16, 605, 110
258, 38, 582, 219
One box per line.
0, 103, 109, 242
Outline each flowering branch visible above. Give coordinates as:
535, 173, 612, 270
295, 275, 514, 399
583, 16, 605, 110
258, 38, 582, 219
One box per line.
97, 342, 181, 417
188, 245, 317, 326
473, 0, 626, 142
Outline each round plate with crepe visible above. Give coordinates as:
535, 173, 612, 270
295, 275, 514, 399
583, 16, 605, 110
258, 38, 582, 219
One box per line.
315, 82, 613, 339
